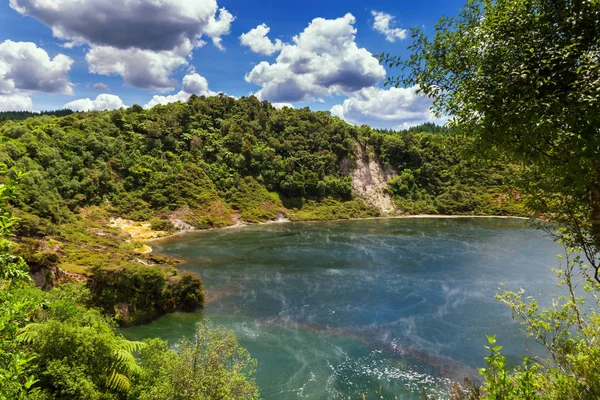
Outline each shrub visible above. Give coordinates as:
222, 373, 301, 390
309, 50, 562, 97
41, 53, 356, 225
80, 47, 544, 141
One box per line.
88, 265, 204, 324
149, 218, 176, 232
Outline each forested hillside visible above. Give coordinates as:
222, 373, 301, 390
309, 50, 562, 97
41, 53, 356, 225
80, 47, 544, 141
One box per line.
0, 95, 526, 323
0, 109, 74, 122
0, 95, 524, 229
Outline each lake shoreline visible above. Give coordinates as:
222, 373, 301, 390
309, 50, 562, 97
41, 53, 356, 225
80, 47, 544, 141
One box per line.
145, 213, 532, 246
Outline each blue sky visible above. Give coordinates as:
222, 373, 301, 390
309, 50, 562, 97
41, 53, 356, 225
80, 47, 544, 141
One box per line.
0, 0, 464, 128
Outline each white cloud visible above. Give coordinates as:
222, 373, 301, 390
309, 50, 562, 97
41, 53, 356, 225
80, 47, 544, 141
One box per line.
271, 102, 293, 109
64, 93, 126, 111
86, 44, 192, 91
330, 86, 439, 129
0, 93, 33, 111
181, 73, 211, 94
371, 11, 408, 42
10, 0, 233, 51
0, 40, 73, 94
240, 24, 283, 55
144, 73, 216, 108
10, 0, 234, 90
203, 7, 235, 50
245, 14, 385, 103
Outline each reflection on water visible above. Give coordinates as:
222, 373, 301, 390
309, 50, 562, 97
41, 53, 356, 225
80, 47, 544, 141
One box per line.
124, 218, 562, 400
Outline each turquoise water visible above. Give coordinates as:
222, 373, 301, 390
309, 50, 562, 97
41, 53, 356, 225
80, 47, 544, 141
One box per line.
123, 218, 562, 399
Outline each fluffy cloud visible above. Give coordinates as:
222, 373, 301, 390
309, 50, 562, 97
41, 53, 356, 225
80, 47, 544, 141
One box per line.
245, 14, 385, 103
64, 93, 126, 111
330, 86, 438, 129
0, 93, 33, 111
10, 0, 234, 90
240, 24, 283, 55
92, 83, 109, 91
0, 40, 73, 94
144, 73, 216, 108
9, 0, 233, 51
371, 11, 408, 42
271, 102, 294, 109
203, 8, 235, 50
85, 44, 192, 91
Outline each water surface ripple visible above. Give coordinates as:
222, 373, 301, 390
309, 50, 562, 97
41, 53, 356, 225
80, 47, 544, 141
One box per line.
124, 218, 561, 400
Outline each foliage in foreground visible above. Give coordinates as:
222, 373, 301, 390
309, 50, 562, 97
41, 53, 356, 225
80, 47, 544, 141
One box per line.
452, 246, 600, 400
130, 322, 260, 400
2, 282, 259, 399
0, 175, 258, 399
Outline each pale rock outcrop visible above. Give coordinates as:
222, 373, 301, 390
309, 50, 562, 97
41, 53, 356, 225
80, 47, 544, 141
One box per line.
346, 143, 397, 214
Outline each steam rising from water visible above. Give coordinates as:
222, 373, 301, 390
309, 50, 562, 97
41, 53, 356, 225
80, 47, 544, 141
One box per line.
125, 218, 561, 400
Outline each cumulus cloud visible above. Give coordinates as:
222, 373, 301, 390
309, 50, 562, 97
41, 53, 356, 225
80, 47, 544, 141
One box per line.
144, 73, 216, 108
85, 44, 192, 91
92, 83, 108, 91
64, 93, 126, 112
245, 13, 385, 103
0, 93, 33, 111
271, 102, 294, 109
203, 8, 235, 50
330, 86, 439, 129
240, 24, 283, 55
0, 40, 73, 94
371, 11, 408, 42
10, 0, 234, 90
9, 0, 233, 51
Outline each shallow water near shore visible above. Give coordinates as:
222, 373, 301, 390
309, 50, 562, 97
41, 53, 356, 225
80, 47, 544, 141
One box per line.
123, 218, 562, 399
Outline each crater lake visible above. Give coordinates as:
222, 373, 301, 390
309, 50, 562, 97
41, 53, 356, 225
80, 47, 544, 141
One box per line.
123, 218, 562, 400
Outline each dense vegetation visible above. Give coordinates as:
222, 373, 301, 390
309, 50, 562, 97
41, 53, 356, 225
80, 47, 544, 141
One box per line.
0, 176, 259, 399
369, 130, 525, 215
0, 96, 374, 228
0, 95, 524, 231
0, 110, 74, 122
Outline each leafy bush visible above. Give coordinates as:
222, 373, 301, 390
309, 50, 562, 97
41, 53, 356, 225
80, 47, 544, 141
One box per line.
88, 265, 205, 325
130, 321, 260, 400
149, 218, 176, 232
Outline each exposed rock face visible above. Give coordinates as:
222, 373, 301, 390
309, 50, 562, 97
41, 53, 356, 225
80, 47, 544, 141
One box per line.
30, 264, 87, 291
348, 143, 397, 214
169, 212, 195, 231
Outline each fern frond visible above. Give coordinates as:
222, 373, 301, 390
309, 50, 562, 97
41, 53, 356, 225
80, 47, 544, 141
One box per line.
117, 339, 145, 353
111, 349, 142, 375
106, 370, 131, 392
17, 323, 43, 344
